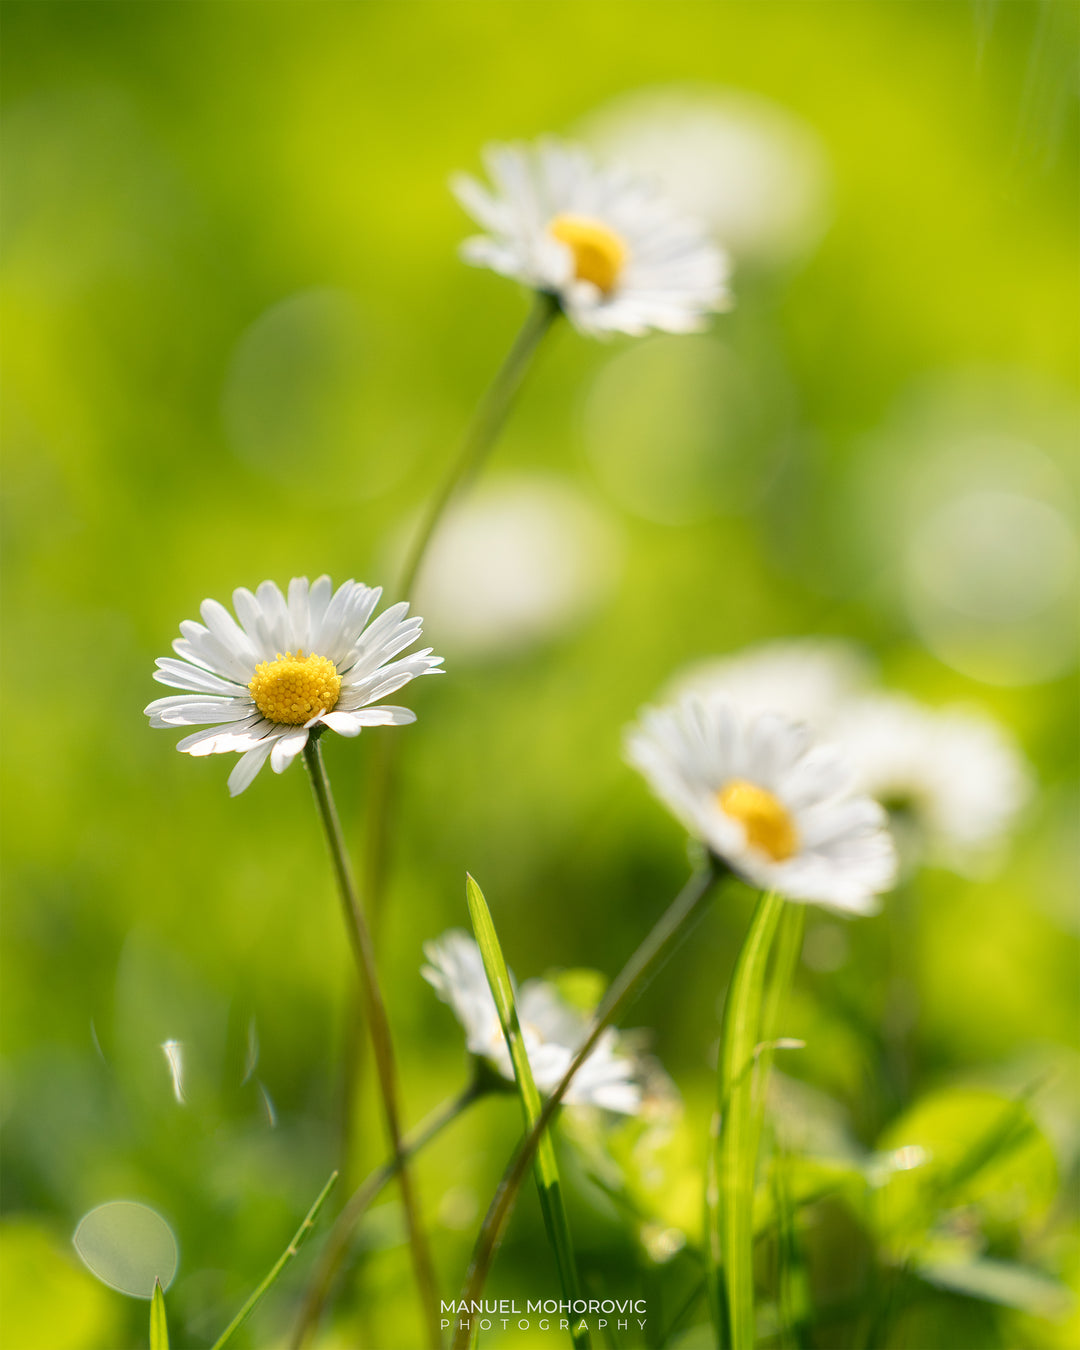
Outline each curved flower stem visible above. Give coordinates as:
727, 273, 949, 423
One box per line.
292, 1084, 483, 1350
303, 737, 443, 1350
398, 290, 561, 599
339, 291, 561, 1183
451, 861, 723, 1350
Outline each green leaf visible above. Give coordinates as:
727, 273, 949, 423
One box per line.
211, 1171, 337, 1350
871, 1086, 1056, 1259
150, 1279, 169, 1350
709, 889, 786, 1350
466, 873, 590, 1350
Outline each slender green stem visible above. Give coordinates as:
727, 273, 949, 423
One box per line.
211, 1171, 338, 1350
754, 904, 806, 1129
714, 890, 786, 1350
303, 738, 443, 1350
292, 1085, 482, 1350
337, 293, 561, 1201
398, 291, 561, 599
451, 862, 722, 1350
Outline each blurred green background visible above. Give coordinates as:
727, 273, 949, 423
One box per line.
2, 2, 1078, 1347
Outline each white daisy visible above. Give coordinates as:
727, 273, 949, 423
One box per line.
452, 137, 731, 337
422, 931, 642, 1114
626, 696, 897, 915
667, 638, 871, 731
145, 576, 443, 796
836, 694, 1033, 872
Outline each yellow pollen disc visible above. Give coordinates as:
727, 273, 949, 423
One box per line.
549, 213, 628, 294
248, 650, 341, 726
716, 779, 798, 862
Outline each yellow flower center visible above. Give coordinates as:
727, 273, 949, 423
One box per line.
716, 779, 798, 862
248, 650, 341, 725
548, 213, 628, 294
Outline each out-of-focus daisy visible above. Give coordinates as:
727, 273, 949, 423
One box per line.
626, 697, 896, 915
405, 474, 621, 661
667, 638, 871, 731
836, 695, 1032, 872
145, 576, 442, 796
582, 86, 831, 269
452, 138, 731, 337
422, 931, 642, 1113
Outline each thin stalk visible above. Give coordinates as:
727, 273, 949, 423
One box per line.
292, 1085, 482, 1350
714, 890, 786, 1350
451, 862, 722, 1350
303, 737, 442, 1350
398, 290, 561, 598
338, 291, 561, 1196
211, 1171, 338, 1350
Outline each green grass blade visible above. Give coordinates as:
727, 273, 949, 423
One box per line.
713, 889, 786, 1350
211, 1171, 338, 1350
150, 1279, 169, 1350
466, 874, 590, 1350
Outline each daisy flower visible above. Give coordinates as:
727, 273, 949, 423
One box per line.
452, 137, 731, 337
145, 576, 443, 796
422, 930, 642, 1114
836, 694, 1032, 872
626, 696, 897, 915
667, 637, 871, 731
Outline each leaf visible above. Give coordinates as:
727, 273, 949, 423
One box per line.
211, 1171, 337, 1350
915, 1256, 1074, 1318
710, 889, 786, 1350
871, 1086, 1056, 1258
150, 1279, 169, 1350
466, 873, 590, 1350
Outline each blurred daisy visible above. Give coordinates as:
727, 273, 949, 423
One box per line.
452, 138, 731, 337
668, 637, 871, 730
582, 86, 831, 269
422, 931, 642, 1113
837, 695, 1032, 872
626, 697, 896, 915
406, 474, 621, 660
145, 576, 443, 796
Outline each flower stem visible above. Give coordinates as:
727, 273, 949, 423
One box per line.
339, 291, 561, 1188
292, 1084, 483, 1350
303, 737, 443, 1350
451, 862, 722, 1350
398, 290, 561, 599
714, 889, 787, 1350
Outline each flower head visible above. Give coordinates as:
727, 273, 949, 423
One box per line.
422, 930, 642, 1114
626, 696, 897, 915
453, 138, 731, 337
836, 694, 1032, 872
146, 576, 442, 795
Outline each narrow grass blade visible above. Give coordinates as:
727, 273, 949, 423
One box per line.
211, 1171, 338, 1350
466, 874, 589, 1350
713, 889, 786, 1350
150, 1279, 169, 1350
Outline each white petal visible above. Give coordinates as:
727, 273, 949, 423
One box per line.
228, 739, 276, 796
153, 658, 243, 696
270, 727, 309, 773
